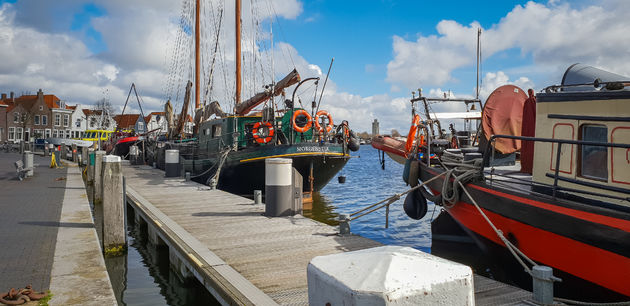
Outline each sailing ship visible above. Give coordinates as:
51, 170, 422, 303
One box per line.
398, 64, 630, 300
158, 0, 359, 194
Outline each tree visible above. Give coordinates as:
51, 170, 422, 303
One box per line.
391, 129, 401, 137
92, 98, 115, 130
357, 131, 370, 139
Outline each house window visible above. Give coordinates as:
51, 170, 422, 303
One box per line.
39, 106, 43, 111
13, 112, 19, 123
579, 124, 608, 181
45, 129, 51, 138
76, 119, 81, 127
8, 127, 14, 141
63, 114, 69, 127
66, 130, 71, 138
34, 115, 40, 125
0, 127, 3, 141
54, 114, 61, 126
52, 130, 58, 138
42, 115, 48, 125
90, 117, 97, 128
16, 127, 23, 141
34, 129, 43, 138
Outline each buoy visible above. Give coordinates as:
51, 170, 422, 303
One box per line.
403, 188, 428, 220
403, 158, 419, 186
338, 175, 346, 184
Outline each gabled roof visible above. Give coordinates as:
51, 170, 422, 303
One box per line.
83, 109, 104, 116
145, 111, 165, 122
114, 114, 142, 129
2, 94, 61, 111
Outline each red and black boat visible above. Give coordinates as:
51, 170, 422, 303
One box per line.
401, 64, 630, 301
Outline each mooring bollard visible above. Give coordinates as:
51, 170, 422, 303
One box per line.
129, 145, 140, 165
60, 143, 67, 160
532, 265, 557, 305
23, 151, 34, 177
338, 213, 351, 235
308, 246, 474, 305
94, 150, 106, 204
254, 190, 262, 204
71, 144, 78, 163
185, 172, 190, 181
101, 155, 126, 256
88, 149, 95, 184
165, 149, 180, 177
81, 146, 88, 166
265, 158, 294, 217
54, 146, 61, 166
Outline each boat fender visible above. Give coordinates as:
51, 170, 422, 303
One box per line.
292, 109, 312, 133
348, 136, 360, 151
403, 188, 428, 220
402, 158, 419, 186
252, 121, 275, 144
314, 110, 334, 133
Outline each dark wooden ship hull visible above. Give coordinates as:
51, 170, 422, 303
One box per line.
180, 143, 350, 195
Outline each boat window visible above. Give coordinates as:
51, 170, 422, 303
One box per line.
579, 124, 608, 181
212, 125, 222, 138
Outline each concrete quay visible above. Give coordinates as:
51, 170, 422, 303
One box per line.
0, 152, 116, 305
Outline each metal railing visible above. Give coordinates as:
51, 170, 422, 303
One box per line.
483, 134, 630, 201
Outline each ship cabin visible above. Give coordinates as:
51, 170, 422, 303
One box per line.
529, 65, 630, 207
197, 109, 317, 152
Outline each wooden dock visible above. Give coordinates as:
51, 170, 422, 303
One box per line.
122, 164, 535, 305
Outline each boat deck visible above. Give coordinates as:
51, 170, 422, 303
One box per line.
122, 164, 536, 305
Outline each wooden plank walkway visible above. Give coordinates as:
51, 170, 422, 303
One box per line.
122, 164, 535, 305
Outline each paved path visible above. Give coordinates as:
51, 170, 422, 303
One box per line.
0, 152, 67, 291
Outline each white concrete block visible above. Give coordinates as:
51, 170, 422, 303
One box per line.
307, 245, 474, 305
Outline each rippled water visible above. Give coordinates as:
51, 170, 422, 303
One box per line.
305, 144, 437, 253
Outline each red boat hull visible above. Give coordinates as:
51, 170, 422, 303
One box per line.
371, 135, 406, 157
420, 164, 630, 299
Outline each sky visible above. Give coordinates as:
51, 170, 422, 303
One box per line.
1, 0, 630, 133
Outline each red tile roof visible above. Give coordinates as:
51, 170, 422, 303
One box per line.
82, 109, 104, 116
114, 114, 141, 129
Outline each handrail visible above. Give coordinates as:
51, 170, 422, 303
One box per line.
482, 134, 630, 198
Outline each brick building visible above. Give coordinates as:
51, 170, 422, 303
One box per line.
0, 89, 73, 143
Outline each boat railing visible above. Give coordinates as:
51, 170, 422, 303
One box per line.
484, 134, 630, 202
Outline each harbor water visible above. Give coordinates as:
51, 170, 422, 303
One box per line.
306, 144, 437, 253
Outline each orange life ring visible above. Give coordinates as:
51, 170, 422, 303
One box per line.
405, 114, 421, 153
252, 121, 274, 144
292, 109, 312, 133
314, 110, 334, 133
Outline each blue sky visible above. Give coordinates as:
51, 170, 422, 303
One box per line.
1, 0, 629, 132
276, 0, 543, 96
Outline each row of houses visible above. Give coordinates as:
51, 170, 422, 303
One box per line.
0, 89, 192, 143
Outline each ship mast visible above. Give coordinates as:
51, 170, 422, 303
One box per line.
235, 0, 242, 105
195, 0, 201, 110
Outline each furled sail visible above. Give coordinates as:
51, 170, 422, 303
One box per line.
234, 69, 301, 115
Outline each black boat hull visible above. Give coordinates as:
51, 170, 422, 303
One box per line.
180, 143, 349, 195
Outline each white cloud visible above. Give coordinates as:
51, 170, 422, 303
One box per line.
386, 0, 630, 92
478, 71, 534, 101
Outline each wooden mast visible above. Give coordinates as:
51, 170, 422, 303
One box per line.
194, 0, 201, 110
235, 0, 242, 105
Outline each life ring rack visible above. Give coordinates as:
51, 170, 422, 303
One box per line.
252, 121, 275, 144
314, 110, 334, 133
292, 109, 312, 133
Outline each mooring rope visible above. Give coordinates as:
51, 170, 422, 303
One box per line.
348, 172, 446, 222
